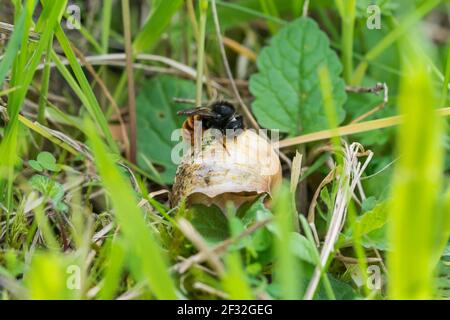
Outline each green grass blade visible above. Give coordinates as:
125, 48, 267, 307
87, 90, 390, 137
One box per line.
1, 0, 66, 206
0, 4, 28, 83
222, 252, 254, 299
335, 0, 356, 83
98, 239, 126, 300
299, 215, 336, 300
54, 26, 117, 152
258, 0, 280, 34
50, 51, 106, 133
441, 45, 450, 107
388, 37, 444, 299
86, 120, 177, 299
133, 0, 184, 54
37, 36, 53, 126
273, 183, 303, 299
318, 65, 343, 166
25, 253, 75, 299
101, 0, 113, 54
352, 0, 441, 84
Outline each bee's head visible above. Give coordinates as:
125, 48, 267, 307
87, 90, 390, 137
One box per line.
211, 101, 235, 120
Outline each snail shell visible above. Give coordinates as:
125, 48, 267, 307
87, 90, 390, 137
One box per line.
171, 129, 282, 211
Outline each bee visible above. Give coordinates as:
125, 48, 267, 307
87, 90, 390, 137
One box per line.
177, 101, 244, 144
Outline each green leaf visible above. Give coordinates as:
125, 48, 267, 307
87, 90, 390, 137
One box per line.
36, 151, 59, 172
30, 174, 69, 212
316, 275, 359, 300
361, 196, 378, 212
237, 195, 270, 226
249, 228, 272, 252
190, 204, 230, 245
344, 203, 388, 250
289, 232, 316, 265
136, 76, 197, 184
29, 174, 64, 207
249, 17, 347, 135
30, 175, 61, 200
361, 226, 388, 250
356, 203, 388, 236
28, 160, 43, 172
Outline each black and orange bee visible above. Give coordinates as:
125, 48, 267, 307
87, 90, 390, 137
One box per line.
177, 101, 244, 144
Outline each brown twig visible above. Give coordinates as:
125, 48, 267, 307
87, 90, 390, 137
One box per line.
350, 101, 386, 124
0, 21, 40, 41
121, 0, 137, 163
175, 218, 272, 273
193, 282, 229, 299
348, 83, 389, 124
336, 254, 382, 264
345, 83, 386, 95
177, 218, 225, 275
37, 53, 228, 94
223, 36, 257, 61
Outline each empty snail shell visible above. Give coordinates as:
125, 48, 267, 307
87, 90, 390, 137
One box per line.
171, 129, 282, 211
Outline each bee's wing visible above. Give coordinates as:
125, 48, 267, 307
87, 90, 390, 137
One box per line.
177, 106, 215, 117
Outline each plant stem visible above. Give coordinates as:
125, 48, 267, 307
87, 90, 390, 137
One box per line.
121, 0, 137, 163
279, 107, 450, 148
258, 0, 280, 34
101, 0, 112, 54
302, 0, 310, 17
441, 45, 450, 107
37, 35, 53, 126
196, 0, 208, 106
337, 0, 356, 83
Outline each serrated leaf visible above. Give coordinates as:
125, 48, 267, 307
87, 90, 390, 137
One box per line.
361, 226, 389, 250
250, 17, 347, 135
29, 174, 64, 207
321, 275, 359, 300
343, 203, 389, 250
136, 76, 197, 184
357, 203, 388, 236
345, 202, 387, 238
